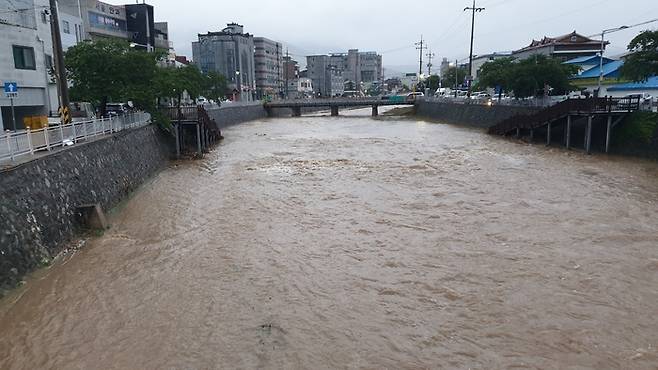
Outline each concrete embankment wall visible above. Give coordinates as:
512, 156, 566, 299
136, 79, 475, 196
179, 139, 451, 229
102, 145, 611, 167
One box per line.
415, 99, 540, 128
206, 104, 268, 129
0, 125, 172, 293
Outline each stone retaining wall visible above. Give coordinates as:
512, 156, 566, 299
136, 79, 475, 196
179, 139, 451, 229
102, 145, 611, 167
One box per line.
415, 99, 540, 128
0, 125, 172, 293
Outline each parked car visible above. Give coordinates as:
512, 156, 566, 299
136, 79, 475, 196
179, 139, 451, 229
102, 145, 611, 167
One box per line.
104, 103, 129, 117
625, 93, 653, 103
406, 92, 424, 102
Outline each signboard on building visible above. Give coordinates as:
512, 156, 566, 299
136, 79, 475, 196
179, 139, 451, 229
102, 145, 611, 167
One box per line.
93, 1, 123, 17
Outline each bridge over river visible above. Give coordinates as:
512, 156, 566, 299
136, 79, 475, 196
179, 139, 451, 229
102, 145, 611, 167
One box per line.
1, 107, 657, 369
264, 97, 414, 117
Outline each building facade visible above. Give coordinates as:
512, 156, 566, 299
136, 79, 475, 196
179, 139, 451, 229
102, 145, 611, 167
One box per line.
306, 55, 344, 97
329, 49, 383, 89
513, 31, 606, 62
192, 24, 256, 101
306, 49, 382, 96
286, 77, 313, 99
254, 37, 282, 99
0, 0, 59, 130
471, 52, 513, 80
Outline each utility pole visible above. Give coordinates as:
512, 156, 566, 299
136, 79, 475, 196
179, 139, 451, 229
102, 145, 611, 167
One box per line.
415, 35, 426, 78
284, 48, 289, 100
49, 0, 70, 123
464, 0, 485, 99
426, 49, 435, 76
455, 59, 459, 98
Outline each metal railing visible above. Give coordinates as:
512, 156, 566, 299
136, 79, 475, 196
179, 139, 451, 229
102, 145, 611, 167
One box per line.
0, 112, 151, 163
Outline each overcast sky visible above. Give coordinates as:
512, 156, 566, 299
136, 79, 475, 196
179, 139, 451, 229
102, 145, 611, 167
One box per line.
152, 0, 658, 74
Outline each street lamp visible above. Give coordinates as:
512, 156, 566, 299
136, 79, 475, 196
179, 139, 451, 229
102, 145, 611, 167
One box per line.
129, 42, 152, 52
597, 25, 629, 96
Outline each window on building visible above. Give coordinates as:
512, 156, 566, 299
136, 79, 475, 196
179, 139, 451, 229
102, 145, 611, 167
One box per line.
62, 20, 71, 34
13, 46, 36, 70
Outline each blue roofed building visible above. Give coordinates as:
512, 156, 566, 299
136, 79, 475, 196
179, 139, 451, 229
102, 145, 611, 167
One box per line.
564, 55, 615, 76
572, 60, 624, 80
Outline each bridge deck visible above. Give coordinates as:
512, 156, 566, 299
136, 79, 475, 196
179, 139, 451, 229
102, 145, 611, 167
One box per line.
264, 99, 414, 108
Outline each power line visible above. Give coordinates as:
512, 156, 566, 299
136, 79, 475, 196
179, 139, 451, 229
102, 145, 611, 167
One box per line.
586, 18, 658, 38
0, 5, 48, 14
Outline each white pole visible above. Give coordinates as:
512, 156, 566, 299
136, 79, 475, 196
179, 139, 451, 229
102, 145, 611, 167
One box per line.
597, 31, 605, 97
7, 133, 14, 161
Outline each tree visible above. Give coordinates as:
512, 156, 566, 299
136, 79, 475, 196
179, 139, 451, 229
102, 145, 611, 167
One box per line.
65, 39, 162, 116
621, 30, 658, 82
477, 57, 515, 99
203, 72, 227, 102
154, 65, 207, 107
426, 74, 440, 91
508, 55, 577, 98
441, 66, 468, 90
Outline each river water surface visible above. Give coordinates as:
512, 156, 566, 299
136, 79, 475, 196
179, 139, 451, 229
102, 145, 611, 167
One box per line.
1, 109, 658, 369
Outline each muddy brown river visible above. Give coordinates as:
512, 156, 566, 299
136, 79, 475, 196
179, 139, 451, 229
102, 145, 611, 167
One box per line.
1, 108, 658, 369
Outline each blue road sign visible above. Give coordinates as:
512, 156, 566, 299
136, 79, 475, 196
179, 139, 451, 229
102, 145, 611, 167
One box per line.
4, 82, 18, 94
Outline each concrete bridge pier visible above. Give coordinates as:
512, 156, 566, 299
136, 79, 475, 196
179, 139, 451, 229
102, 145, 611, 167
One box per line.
372, 105, 379, 117
291, 107, 302, 117
331, 106, 339, 116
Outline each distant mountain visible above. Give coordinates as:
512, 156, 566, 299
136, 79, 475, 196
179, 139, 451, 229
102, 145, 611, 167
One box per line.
384, 65, 420, 78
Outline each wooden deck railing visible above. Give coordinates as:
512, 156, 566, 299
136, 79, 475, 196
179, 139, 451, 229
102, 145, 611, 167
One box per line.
488, 97, 641, 135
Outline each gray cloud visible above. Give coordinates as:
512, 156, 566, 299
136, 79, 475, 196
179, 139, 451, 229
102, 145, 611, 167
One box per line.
152, 0, 657, 72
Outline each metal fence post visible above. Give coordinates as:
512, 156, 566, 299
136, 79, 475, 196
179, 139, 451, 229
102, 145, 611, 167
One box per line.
7, 133, 14, 161
59, 124, 65, 147
44, 127, 50, 151
27, 130, 34, 154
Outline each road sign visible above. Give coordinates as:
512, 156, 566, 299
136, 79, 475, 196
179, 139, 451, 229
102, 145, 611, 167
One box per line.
4, 82, 18, 95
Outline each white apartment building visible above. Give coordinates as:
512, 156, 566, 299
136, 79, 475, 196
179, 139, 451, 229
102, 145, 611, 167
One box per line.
0, 0, 61, 130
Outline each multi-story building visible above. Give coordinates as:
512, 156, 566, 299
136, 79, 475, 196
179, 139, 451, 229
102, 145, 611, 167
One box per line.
56, 0, 85, 50
471, 52, 513, 80
192, 23, 256, 101
0, 0, 60, 129
331, 49, 383, 89
283, 56, 299, 82
306, 50, 382, 95
64, 0, 157, 50
286, 77, 313, 99
254, 37, 282, 99
513, 31, 606, 62
306, 55, 344, 97
439, 58, 450, 79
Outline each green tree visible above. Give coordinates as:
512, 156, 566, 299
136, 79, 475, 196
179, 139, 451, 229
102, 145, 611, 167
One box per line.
621, 30, 658, 82
426, 74, 440, 91
154, 65, 208, 107
509, 55, 577, 98
477, 57, 515, 99
65, 39, 162, 116
441, 66, 468, 90
203, 71, 228, 102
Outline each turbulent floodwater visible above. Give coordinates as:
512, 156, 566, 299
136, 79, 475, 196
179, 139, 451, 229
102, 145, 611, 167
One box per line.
1, 108, 658, 369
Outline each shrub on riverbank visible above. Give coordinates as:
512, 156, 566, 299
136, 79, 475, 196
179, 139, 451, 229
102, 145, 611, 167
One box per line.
613, 111, 658, 159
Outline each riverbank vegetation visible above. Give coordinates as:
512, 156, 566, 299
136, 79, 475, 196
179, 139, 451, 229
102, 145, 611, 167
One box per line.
613, 112, 658, 159
65, 39, 227, 118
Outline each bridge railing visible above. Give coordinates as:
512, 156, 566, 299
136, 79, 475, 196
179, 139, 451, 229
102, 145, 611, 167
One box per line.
0, 112, 151, 164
